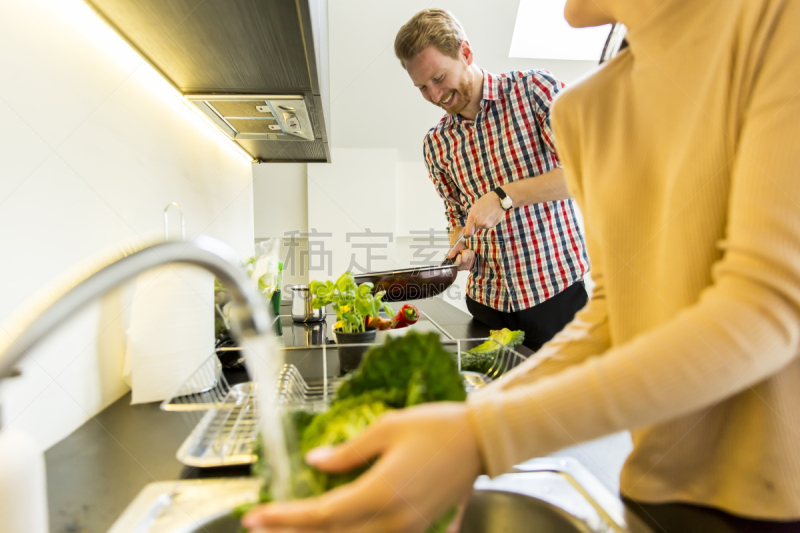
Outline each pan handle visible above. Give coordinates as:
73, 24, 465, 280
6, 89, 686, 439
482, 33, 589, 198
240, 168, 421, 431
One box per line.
440, 230, 466, 266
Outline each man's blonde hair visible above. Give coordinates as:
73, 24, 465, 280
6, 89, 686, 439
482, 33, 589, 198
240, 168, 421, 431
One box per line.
394, 9, 468, 68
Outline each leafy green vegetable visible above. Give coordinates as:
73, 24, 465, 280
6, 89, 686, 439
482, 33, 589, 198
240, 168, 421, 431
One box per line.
470, 328, 525, 352
310, 272, 394, 333
429, 504, 459, 533
300, 392, 398, 454
459, 351, 496, 375
337, 331, 467, 405
242, 332, 464, 532
460, 328, 525, 375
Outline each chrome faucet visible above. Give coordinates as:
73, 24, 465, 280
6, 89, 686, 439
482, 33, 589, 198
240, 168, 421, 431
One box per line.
0, 236, 271, 427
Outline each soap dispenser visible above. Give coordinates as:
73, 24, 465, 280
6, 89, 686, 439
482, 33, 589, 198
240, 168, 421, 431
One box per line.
0, 374, 49, 533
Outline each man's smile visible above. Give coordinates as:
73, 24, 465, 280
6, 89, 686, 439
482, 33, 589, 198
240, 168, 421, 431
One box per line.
440, 91, 456, 106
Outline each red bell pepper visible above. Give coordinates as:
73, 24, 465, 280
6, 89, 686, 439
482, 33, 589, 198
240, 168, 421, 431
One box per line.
391, 304, 419, 329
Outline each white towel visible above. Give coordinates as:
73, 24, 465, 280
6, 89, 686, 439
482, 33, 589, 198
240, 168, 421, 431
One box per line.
125, 265, 215, 405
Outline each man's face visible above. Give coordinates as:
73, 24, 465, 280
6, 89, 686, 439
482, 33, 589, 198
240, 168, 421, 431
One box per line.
405, 45, 474, 116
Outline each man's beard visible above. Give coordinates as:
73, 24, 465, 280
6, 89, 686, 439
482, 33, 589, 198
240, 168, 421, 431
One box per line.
438, 68, 474, 115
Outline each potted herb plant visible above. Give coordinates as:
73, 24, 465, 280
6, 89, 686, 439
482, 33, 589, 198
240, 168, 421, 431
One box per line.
310, 272, 393, 372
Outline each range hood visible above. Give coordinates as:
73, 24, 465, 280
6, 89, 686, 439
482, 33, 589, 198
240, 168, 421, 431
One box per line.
188, 95, 316, 141
84, 0, 330, 163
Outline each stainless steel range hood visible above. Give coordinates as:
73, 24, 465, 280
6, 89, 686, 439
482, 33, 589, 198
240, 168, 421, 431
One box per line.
84, 0, 330, 163
188, 95, 316, 141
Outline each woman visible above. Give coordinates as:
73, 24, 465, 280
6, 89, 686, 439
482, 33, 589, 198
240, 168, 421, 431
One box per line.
244, 0, 800, 531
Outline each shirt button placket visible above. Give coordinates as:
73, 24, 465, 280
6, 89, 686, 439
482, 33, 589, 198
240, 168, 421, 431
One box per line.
496, 239, 511, 312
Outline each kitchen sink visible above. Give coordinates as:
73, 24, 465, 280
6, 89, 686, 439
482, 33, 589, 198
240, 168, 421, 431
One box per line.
173, 489, 593, 533
461, 490, 594, 532
110, 458, 651, 533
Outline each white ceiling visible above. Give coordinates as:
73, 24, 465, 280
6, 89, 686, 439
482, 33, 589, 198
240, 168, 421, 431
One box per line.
326, 0, 601, 161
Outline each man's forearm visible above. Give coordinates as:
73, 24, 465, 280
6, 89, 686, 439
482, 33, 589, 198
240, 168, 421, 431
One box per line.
502, 167, 571, 206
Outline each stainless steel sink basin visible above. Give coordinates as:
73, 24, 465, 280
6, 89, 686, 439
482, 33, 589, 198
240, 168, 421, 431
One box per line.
110, 458, 651, 533
175, 488, 593, 533
460, 490, 594, 533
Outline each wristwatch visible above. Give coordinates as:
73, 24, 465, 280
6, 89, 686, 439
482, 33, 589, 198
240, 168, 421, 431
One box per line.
493, 187, 513, 211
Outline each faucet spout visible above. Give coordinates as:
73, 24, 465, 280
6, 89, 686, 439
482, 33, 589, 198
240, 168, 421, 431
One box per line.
0, 236, 271, 393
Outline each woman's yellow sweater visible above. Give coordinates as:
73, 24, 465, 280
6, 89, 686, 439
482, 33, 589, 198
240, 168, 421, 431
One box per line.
467, 0, 800, 519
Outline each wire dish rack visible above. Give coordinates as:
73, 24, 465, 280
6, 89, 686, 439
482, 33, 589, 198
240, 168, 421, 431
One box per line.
165, 357, 342, 467
164, 338, 527, 467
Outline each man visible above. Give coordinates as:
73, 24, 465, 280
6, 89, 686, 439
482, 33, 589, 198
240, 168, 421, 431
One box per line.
395, 9, 590, 351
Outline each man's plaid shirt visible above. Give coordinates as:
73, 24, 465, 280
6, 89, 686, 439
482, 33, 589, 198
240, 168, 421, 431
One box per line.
423, 69, 590, 312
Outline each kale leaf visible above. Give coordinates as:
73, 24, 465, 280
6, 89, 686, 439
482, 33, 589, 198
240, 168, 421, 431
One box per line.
244, 332, 464, 533
337, 331, 466, 405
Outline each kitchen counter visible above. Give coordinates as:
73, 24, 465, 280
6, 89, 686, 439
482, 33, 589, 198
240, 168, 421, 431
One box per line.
44, 297, 632, 533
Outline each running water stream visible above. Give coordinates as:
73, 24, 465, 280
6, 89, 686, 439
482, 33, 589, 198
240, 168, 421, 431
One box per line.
242, 333, 291, 501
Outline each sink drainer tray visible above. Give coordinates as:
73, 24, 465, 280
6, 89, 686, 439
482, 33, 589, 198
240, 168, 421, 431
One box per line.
175, 365, 341, 467
170, 339, 527, 467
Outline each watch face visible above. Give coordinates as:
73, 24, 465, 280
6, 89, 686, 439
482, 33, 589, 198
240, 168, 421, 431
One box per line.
501, 197, 513, 210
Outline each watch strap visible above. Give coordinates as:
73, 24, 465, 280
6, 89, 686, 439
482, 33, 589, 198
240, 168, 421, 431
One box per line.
493, 187, 512, 210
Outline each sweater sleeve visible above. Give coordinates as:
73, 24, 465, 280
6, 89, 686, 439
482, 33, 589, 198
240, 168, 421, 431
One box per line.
466, 2, 800, 477
486, 230, 610, 393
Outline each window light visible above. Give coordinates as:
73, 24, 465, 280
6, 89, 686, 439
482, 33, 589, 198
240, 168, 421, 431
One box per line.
509, 0, 611, 61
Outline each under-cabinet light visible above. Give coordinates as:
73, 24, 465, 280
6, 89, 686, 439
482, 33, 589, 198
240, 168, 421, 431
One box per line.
70, 0, 254, 163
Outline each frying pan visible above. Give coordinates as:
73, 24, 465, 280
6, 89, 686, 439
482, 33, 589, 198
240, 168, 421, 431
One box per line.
354, 264, 458, 302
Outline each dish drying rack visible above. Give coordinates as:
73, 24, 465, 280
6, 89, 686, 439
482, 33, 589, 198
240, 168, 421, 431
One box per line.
162, 338, 527, 467
161, 355, 342, 467
458, 337, 530, 392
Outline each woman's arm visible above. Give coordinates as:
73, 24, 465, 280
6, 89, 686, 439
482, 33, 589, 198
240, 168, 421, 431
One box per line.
467, 0, 800, 475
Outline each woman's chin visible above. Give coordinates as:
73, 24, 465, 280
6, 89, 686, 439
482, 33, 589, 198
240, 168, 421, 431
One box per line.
563, 1, 616, 28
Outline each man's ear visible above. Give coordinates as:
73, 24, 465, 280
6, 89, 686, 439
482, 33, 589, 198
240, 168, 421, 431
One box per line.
460, 40, 474, 65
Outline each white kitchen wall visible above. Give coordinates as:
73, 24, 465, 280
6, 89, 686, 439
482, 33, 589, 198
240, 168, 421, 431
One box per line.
254, 162, 310, 290
303, 149, 470, 312
0, 0, 254, 451
254, 163, 309, 239
394, 161, 472, 313
395, 161, 444, 237
308, 148, 399, 278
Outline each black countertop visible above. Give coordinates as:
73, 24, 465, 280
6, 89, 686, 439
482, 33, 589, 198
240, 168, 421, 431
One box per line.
45, 297, 498, 533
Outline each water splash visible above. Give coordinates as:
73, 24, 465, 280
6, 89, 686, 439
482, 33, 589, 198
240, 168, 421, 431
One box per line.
242, 333, 290, 501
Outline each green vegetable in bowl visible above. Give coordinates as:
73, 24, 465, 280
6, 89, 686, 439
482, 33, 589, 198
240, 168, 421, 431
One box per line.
240, 332, 464, 533
460, 328, 525, 375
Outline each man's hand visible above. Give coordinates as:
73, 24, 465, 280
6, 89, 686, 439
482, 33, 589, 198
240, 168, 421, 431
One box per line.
464, 191, 506, 237
447, 240, 476, 271
242, 402, 482, 533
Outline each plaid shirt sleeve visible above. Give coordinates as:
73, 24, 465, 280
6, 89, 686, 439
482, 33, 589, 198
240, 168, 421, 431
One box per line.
525, 70, 565, 158
423, 132, 468, 229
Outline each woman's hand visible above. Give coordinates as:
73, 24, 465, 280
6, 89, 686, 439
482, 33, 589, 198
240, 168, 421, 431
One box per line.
242, 402, 482, 533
